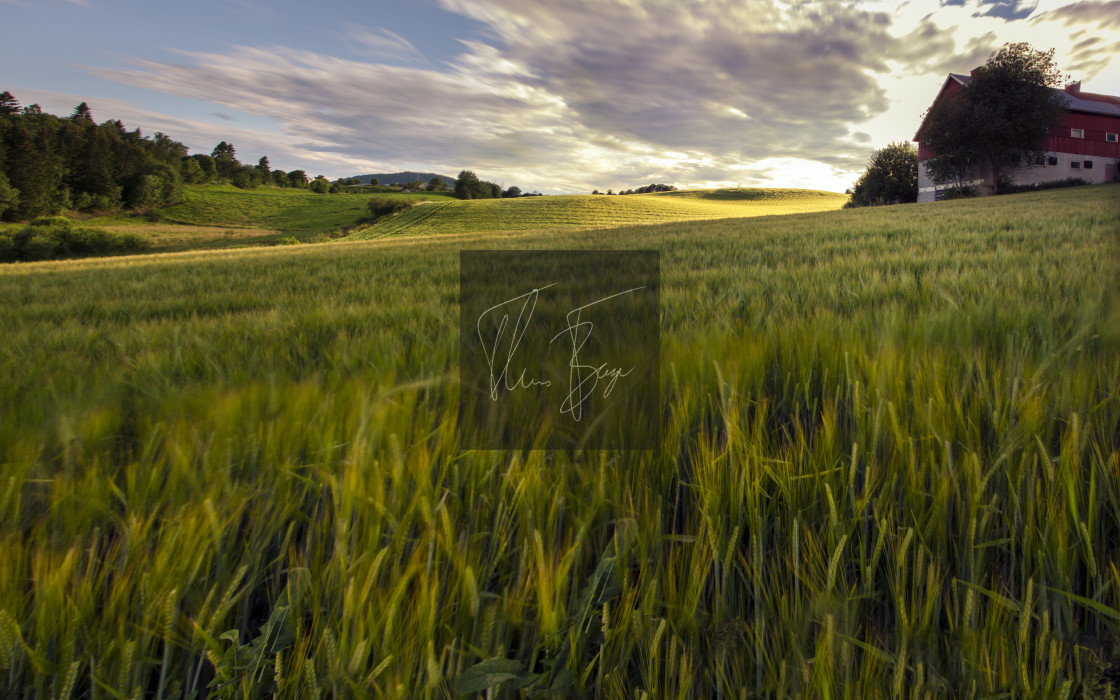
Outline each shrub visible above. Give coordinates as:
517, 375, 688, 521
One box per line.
366, 196, 415, 220
4, 217, 150, 262
997, 177, 1091, 195
0, 234, 15, 263
940, 186, 979, 200
275, 236, 301, 245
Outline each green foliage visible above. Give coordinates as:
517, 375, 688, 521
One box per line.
0, 90, 19, 114
844, 142, 918, 207
920, 42, 1069, 194
148, 184, 441, 236
286, 170, 308, 189
0, 95, 198, 219
210, 141, 240, 179
616, 183, 678, 195
206, 573, 307, 699
940, 184, 979, 199
1, 216, 149, 261
309, 177, 329, 194
366, 195, 415, 220
0, 171, 18, 218
996, 176, 1091, 195
454, 169, 502, 200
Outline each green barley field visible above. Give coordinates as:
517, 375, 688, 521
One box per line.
0, 185, 1118, 697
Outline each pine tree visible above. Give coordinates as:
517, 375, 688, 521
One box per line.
0, 91, 19, 115
70, 102, 94, 123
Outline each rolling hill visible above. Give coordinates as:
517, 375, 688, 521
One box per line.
348, 171, 457, 187
351, 187, 847, 239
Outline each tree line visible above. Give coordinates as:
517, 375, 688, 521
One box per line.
0, 92, 317, 221
453, 170, 542, 199
592, 183, 678, 195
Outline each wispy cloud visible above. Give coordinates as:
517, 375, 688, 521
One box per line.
344, 25, 428, 64
1032, 0, 1120, 29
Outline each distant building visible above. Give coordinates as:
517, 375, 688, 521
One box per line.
914, 71, 1120, 202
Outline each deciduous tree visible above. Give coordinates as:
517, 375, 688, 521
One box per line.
919, 42, 1068, 196
844, 142, 918, 207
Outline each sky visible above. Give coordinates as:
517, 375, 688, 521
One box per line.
2, 0, 1118, 194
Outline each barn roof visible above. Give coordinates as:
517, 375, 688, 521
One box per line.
939, 73, 1120, 117
914, 73, 1120, 141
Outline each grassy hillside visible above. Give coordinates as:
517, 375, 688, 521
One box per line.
73, 185, 455, 251
352, 187, 846, 239
0, 185, 1117, 697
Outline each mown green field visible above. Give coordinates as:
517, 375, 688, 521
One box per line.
353, 187, 846, 239
55, 185, 844, 253
0, 185, 1117, 698
74, 185, 454, 252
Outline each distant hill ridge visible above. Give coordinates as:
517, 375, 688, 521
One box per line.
348, 172, 456, 187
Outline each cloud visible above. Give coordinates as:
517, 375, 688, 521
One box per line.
344, 26, 428, 63
1065, 36, 1120, 76
1033, 0, 1120, 29
78, 0, 1117, 193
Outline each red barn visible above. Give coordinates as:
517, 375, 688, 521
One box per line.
914, 71, 1120, 202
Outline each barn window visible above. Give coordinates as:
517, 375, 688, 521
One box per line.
1071, 128, 1084, 138
1048, 156, 1058, 165
1107, 133, 1118, 143
1084, 160, 1093, 169
1071, 161, 1081, 169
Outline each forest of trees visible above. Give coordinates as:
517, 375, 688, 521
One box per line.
0, 92, 553, 221
0, 92, 313, 221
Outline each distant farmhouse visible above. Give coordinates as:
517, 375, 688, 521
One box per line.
914, 71, 1120, 202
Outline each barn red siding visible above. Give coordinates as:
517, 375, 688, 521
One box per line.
918, 111, 1120, 160
1042, 112, 1120, 157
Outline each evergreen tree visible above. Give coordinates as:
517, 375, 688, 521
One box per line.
210, 141, 240, 179
0, 91, 19, 115
0, 172, 18, 218
5, 121, 64, 219
70, 102, 94, 123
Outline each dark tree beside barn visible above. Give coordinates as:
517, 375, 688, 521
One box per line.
920, 42, 1069, 196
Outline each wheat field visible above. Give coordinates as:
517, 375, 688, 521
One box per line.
0, 185, 1117, 697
